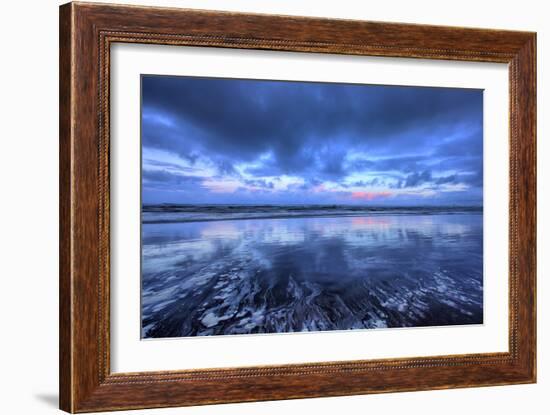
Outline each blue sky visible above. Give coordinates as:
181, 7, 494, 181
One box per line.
141, 75, 483, 206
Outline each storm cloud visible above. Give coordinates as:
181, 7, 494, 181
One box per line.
141, 75, 483, 205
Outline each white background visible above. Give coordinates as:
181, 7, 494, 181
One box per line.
111, 45, 509, 372
0, 0, 547, 414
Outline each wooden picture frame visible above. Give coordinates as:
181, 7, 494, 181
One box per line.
59, 2, 536, 412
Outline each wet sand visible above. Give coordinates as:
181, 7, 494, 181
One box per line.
141, 212, 483, 338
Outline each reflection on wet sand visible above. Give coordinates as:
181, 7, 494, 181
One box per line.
142, 213, 483, 338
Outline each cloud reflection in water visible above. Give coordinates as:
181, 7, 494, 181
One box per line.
142, 212, 482, 338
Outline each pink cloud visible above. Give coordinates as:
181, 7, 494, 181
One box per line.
351, 191, 392, 201
312, 184, 326, 193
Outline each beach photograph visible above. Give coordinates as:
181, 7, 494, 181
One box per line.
140, 75, 484, 339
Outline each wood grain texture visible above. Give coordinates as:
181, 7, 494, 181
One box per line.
59, 3, 73, 412
59, 2, 537, 412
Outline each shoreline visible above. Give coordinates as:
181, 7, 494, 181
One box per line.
142, 210, 483, 225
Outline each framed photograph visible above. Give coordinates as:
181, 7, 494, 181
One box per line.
59, 2, 536, 412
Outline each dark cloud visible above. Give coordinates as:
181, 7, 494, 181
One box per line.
143, 158, 197, 173
351, 155, 429, 174
353, 178, 381, 187
244, 179, 275, 189
403, 170, 432, 188
434, 174, 458, 185
141, 75, 483, 205
215, 159, 240, 177
143, 76, 481, 171
142, 169, 203, 190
